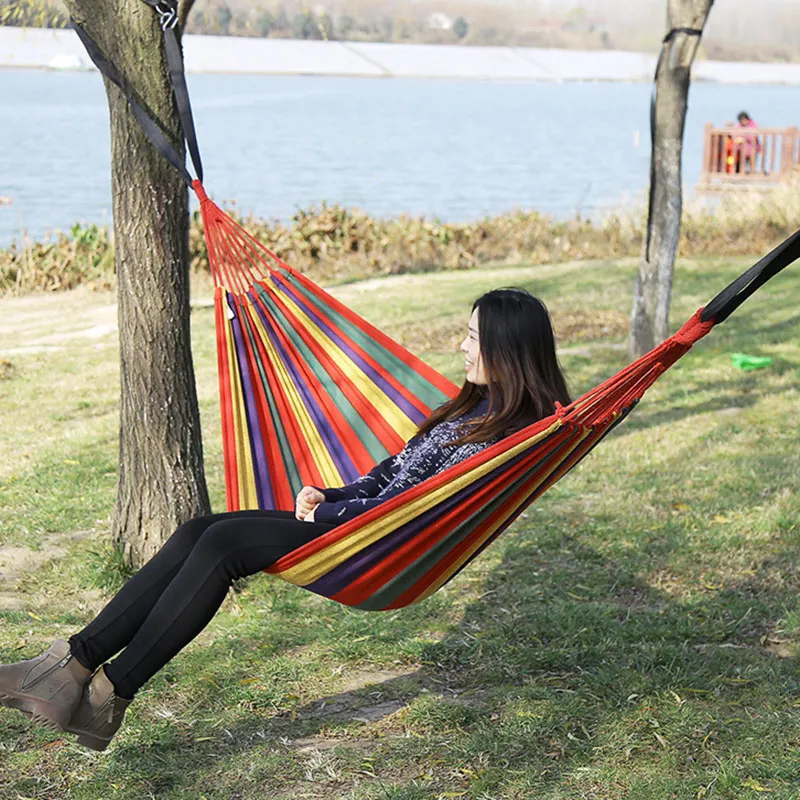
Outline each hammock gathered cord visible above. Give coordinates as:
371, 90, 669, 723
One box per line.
73, 7, 800, 610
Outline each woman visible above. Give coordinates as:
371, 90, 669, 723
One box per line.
0, 288, 569, 751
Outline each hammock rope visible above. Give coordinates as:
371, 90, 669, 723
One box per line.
71, 9, 799, 610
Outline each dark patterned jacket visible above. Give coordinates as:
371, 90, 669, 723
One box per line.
314, 398, 492, 525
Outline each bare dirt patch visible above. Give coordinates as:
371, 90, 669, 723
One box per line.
0, 530, 93, 611
295, 667, 418, 725
0, 288, 118, 356
0, 359, 15, 380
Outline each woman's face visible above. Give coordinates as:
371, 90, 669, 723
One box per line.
460, 308, 488, 385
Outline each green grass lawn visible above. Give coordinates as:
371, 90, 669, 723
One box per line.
0, 255, 798, 799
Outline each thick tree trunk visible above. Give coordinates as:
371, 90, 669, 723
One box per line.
65, 0, 209, 566
629, 0, 714, 357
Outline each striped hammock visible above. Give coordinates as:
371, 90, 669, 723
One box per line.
195, 180, 798, 611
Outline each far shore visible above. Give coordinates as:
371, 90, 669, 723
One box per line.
3, 26, 800, 84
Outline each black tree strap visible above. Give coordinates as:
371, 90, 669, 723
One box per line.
141, 0, 204, 184
644, 27, 703, 261
70, 0, 203, 187
701, 228, 800, 324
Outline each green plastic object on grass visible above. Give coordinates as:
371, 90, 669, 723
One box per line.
731, 353, 773, 371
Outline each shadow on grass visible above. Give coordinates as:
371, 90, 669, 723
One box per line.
95, 452, 800, 798
89, 539, 800, 798
429, 509, 800, 794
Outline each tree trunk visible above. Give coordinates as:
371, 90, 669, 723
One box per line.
629, 0, 714, 358
65, 0, 209, 566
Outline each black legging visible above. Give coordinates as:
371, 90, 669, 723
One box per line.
69, 511, 334, 699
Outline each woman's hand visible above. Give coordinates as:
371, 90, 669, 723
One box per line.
295, 486, 324, 521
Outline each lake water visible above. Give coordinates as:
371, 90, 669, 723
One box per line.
2, 69, 800, 248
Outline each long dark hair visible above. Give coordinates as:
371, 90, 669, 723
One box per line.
417, 288, 570, 444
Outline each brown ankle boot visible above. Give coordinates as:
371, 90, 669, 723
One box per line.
0, 639, 91, 730
67, 666, 132, 751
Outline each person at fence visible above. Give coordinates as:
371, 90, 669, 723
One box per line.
733, 111, 761, 173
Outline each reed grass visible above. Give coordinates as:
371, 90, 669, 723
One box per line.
3, 182, 799, 295
0, 222, 114, 295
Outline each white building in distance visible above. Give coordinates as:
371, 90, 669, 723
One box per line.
427, 12, 453, 31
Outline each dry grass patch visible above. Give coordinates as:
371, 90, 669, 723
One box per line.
4, 181, 800, 298
389, 307, 630, 354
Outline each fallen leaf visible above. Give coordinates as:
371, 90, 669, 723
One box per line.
742, 778, 772, 792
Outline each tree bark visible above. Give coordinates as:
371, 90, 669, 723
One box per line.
65, 0, 210, 566
629, 0, 714, 357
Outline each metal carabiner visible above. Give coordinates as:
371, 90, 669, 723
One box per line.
154, 1, 178, 30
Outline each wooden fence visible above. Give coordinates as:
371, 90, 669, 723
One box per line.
699, 124, 799, 189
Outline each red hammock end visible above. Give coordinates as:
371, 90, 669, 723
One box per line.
192, 179, 210, 204
674, 309, 715, 347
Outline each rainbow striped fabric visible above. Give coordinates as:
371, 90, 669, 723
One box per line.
196, 181, 715, 610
